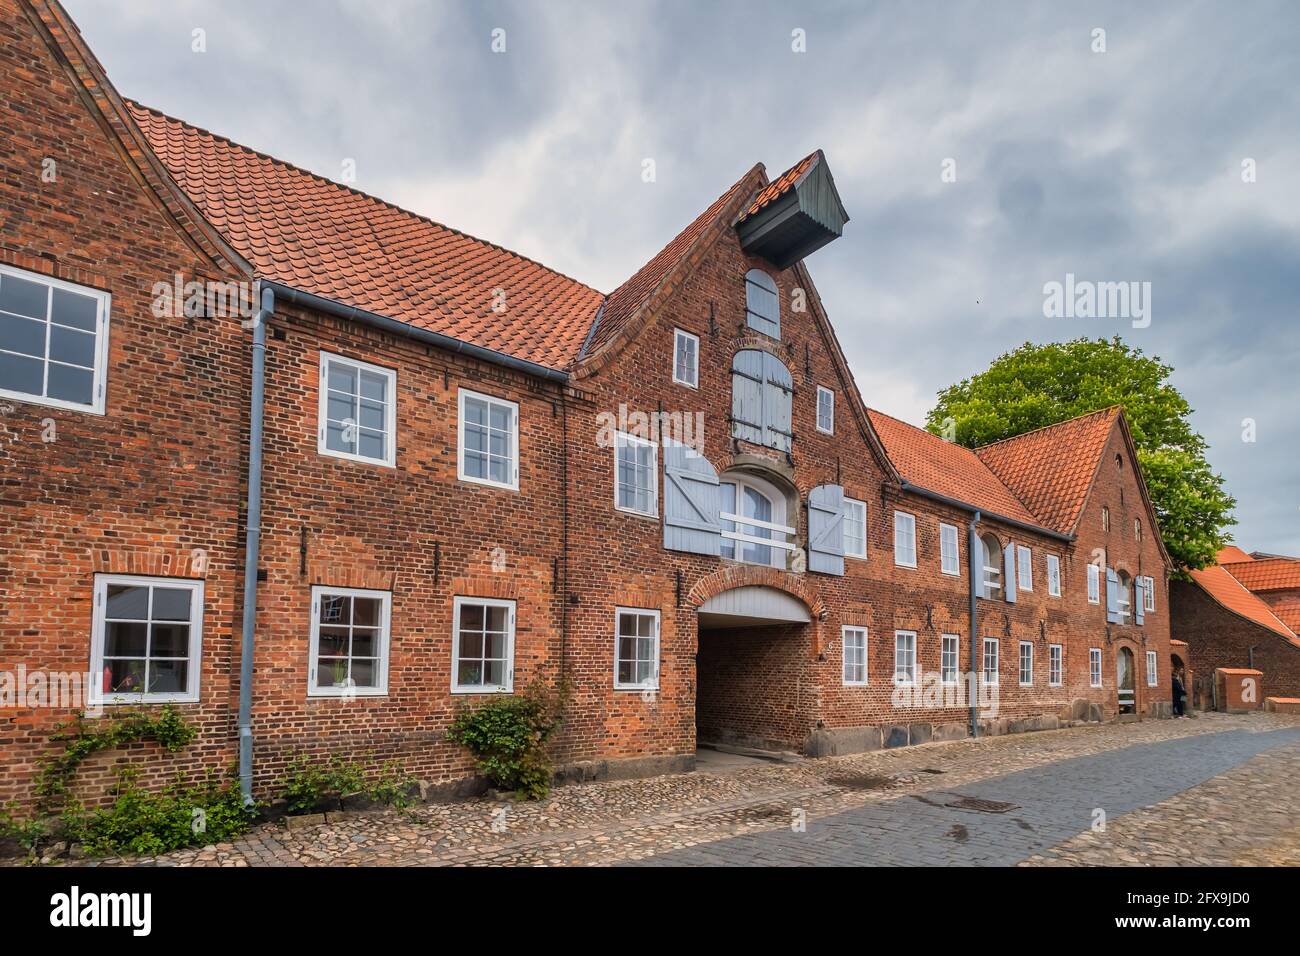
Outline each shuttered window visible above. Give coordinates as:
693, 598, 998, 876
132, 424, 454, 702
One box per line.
744, 269, 780, 338
731, 349, 793, 452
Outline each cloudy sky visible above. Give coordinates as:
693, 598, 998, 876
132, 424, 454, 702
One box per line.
66, 0, 1298, 553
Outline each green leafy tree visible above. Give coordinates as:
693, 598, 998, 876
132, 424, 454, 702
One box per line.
925, 337, 1236, 572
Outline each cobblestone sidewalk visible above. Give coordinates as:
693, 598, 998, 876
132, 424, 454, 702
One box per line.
56, 712, 1300, 867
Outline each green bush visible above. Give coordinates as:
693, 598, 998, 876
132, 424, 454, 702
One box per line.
444, 680, 568, 800
277, 754, 419, 814
57, 768, 256, 858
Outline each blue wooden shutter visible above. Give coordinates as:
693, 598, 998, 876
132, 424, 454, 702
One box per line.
1134, 577, 1145, 625
662, 440, 721, 556
762, 353, 794, 452
731, 351, 764, 445
808, 484, 845, 576
1106, 567, 1119, 623
1003, 543, 1017, 603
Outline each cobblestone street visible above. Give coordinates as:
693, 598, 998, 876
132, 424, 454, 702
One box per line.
74, 712, 1300, 867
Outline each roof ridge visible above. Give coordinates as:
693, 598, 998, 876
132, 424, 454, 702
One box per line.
124, 99, 604, 297
974, 405, 1121, 452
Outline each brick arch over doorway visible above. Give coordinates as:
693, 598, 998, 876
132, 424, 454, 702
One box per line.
686, 565, 827, 654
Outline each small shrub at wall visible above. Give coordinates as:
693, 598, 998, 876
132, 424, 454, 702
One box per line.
445, 680, 569, 800
276, 755, 421, 814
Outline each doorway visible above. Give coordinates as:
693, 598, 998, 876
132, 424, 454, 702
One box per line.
1117, 646, 1136, 715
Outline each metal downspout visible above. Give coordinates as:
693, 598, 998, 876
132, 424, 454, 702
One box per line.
238, 285, 274, 805
968, 510, 981, 738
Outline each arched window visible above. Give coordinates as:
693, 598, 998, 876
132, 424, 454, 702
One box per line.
978, 533, 1002, 598
719, 472, 794, 568
731, 349, 793, 452
744, 269, 780, 338
1116, 571, 1133, 624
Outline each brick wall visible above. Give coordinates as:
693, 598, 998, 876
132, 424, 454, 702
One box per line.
1170, 581, 1300, 699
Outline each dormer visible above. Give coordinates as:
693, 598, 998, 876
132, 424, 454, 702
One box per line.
735, 150, 849, 269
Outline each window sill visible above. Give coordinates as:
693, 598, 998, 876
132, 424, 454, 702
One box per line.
614, 505, 659, 522
452, 686, 513, 695
319, 447, 397, 470
457, 473, 519, 492
91, 693, 200, 709
614, 684, 661, 693
843, 681, 869, 688
308, 688, 388, 698
0, 388, 104, 417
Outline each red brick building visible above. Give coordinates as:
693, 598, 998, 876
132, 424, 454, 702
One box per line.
0, 0, 1174, 809
1172, 547, 1300, 703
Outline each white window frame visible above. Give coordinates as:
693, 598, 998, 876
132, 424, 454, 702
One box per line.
982, 637, 1000, 685
451, 596, 516, 694
1047, 554, 1061, 597
613, 431, 658, 517
720, 473, 795, 568
940, 523, 960, 576
1016, 545, 1033, 592
893, 511, 917, 568
1142, 575, 1156, 612
843, 497, 867, 559
842, 626, 868, 686
308, 585, 392, 697
1102, 507, 1110, 532
317, 351, 398, 468
0, 264, 111, 415
1018, 640, 1034, 686
816, 385, 835, 435
894, 630, 917, 686
457, 387, 520, 491
1049, 644, 1063, 687
1117, 573, 1133, 624
614, 607, 661, 691
941, 634, 960, 686
672, 328, 699, 389
1087, 563, 1101, 604
1089, 648, 1103, 688
1146, 650, 1158, 687
90, 574, 204, 705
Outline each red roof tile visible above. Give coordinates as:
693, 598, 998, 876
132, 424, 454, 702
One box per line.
865, 409, 1042, 528
1189, 565, 1299, 645
974, 408, 1120, 535
735, 151, 819, 224
126, 102, 604, 371
586, 167, 762, 359
1215, 545, 1254, 564
1222, 558, 1300, 593
1272, 602, 1300, 632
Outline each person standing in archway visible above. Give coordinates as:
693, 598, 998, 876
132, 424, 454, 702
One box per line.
1171, 669, 1187, 718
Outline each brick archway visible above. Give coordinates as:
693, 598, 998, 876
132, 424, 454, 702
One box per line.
686, 566, 827, 657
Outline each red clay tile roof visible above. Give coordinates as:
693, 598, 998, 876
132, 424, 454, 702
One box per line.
1272, 602, 1300, 632
974, 408, 1121, 535
1221, 558, 1300, 593
585, 167, 762, 359
865, 409, 1042, 528
735, 151, 819, 224
1189, 565, 1299, 645
1215, 545, 1255, 564
126, 102, 604, 371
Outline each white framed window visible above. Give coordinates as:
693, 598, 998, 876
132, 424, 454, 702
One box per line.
318, 351, 397, 467
91, 575, 204, 704
0, 264, 110, 414
1146, 650, 1158, 687
982, 637, 1000, 685
1117, 571, 1133, 624
1134, 518, 1142, 542
308, 586, 391, 697
894, 630, 917, 685
816, 385, 835, 434
979, 533, 1002, 598
1102, 507, 1110, 532
1016, 545, 1033, 591
1087, 563, 1101, 604
941, 634, 960, 685
452, 596, 515, 693
1089, 648, 1103, 688
614, 608, 660, 690
672, 328, 699, 388
614, 431, 657, 516
458, 388, 519, 490
720, 473, 794, 568
893, 511, 917, 568
1049, 644, 1063, 687
1047, 554, 1061, 597
1142, 575, 1156, 612
843, 497, 867, 559
842, 626, 868, 686
940, 523, 960, 576
1018, 641, 1034, 686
